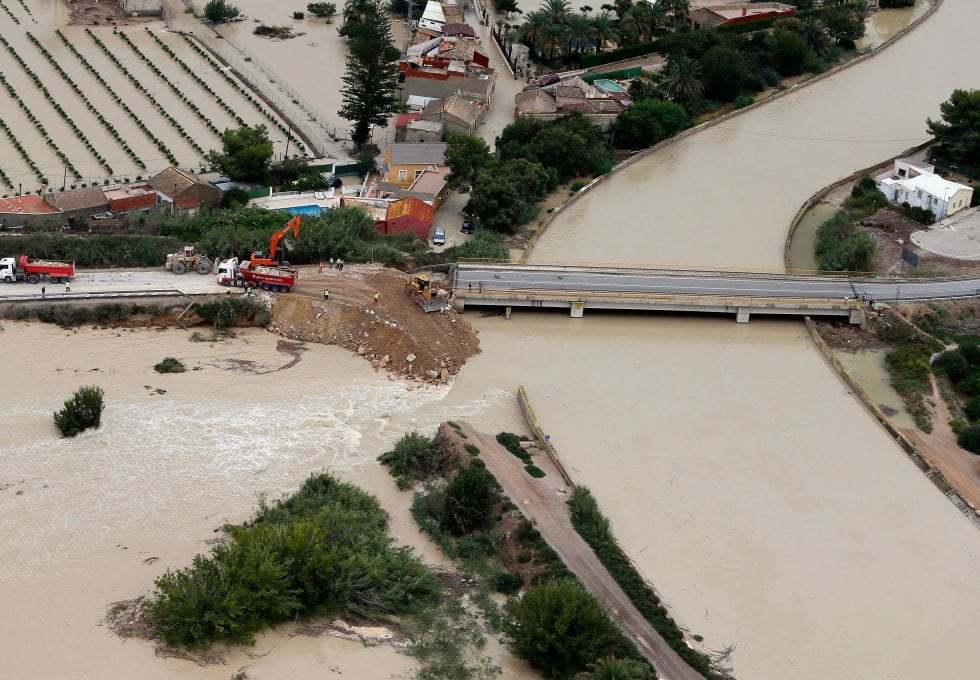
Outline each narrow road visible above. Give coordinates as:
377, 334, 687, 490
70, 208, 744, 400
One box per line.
459, 423, 706, 680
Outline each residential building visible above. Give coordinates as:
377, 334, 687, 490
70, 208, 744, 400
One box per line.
404, 119, 445, 143
102, 184, 158, 213
394, 112, 422, 141
384, 142, 448, 189
875, 159, 974, 221
399, 57, 496, 104
47, 186, 110, 226
380, 197, 435, 238
147, 167, 222, 208
118, 0, 162, 15
689, 2, 797, 28
0, 194, 60, 229
514, 76, 629, 129
406, 166, 452, 210
420, 94, 487, 136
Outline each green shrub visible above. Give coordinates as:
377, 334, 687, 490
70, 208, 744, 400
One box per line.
949, 418, 967, 435
148, 474, 439, 648
464, 443, 480, 456
154, 357, 186, 374
379, 431, 454, 489
570, 180, 587, 192
504, 578, 625, 678
524, 464, 546, 478
934, 350, 969, 383
496, 432, 531, 462
964, 396, 980, 421
885, 344, 933, 397
54, 385, 104, 437
489, 570, 523, 595
957, 423, 980, 454
195, 296, 269, 330
734, 93, 755, 109
959, 370, 980, 397
814, 210, 876, 272
440, 464, 499, 536
457, 531, 494, 559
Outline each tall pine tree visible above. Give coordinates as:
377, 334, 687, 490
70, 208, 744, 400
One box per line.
339, 1, 400, 148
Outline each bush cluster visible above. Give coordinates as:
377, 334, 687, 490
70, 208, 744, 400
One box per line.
496, 432, 546, 478
378, 431, 454, 489
54, 385, 104, 437
568, 486, 730, 680
814, 210, 875, 272
148, 474, 439, 649
3, 302, 166, 328
195, 295, 270, 330
153, 357, 186, 374
932, 345, 980, 454
0, 234, 182, 268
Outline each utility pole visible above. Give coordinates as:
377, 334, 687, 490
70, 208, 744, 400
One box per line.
63, 164, 67, 192
284, 134, 291, 162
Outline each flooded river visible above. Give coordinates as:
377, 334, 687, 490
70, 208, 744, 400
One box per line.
515, 1, 980, 679
530, 0, 978, 269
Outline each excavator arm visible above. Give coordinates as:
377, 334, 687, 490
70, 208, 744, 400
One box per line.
268, 215, 302, 262
251, 215, 302, 266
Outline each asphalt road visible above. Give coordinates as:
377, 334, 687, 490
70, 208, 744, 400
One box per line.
455, 265, 980, 302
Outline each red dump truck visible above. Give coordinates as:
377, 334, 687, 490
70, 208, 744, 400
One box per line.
0, 255, 75, 284
216, 257, 297, 293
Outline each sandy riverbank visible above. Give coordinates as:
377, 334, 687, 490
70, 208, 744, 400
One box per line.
0, 323, 534, 679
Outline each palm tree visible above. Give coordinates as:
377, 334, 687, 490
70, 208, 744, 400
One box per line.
540, 0, 571, 24
590, 10, 620, 52
657, 55, 704, 110
565, 13, 596, 54
540, 21, 570, 60
573, 657, 652, 680
613, 0, 633, 20
799, 15, 830, 56
659, 0, 691, 30
521, 9, 550, 56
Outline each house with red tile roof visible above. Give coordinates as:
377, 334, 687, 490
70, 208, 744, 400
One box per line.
380, 197, 434, 238
0, 195, 60, 229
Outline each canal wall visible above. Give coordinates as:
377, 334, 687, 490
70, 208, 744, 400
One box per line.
516, 384, 575, 486
522, 0, 944, 263
804, 317, 980, 530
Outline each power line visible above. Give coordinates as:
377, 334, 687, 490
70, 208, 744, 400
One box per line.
715, 125, 927, 144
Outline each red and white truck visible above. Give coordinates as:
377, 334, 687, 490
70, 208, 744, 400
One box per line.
216, 257, 297, 293
0, 254, 75, 284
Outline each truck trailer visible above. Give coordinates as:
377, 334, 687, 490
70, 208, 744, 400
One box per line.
0, 255, 75, 284
216, 257, 297, 292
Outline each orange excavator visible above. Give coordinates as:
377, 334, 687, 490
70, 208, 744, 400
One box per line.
250, 215, 302, 266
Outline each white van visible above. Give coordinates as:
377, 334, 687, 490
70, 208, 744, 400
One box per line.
432, 228, 446, 246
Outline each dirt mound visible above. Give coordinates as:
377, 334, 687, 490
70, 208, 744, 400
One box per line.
268, 265, 479, 382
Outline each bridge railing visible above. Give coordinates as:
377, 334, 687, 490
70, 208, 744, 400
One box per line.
456, 259, 871, 281
458, 287, 866, 309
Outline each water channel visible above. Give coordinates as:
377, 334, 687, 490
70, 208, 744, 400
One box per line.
517, 1, 980, 678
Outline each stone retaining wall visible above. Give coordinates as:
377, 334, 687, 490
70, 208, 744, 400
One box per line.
516, 384, 574, 486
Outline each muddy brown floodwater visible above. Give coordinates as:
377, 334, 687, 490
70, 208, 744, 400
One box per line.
0, 324, 534, 679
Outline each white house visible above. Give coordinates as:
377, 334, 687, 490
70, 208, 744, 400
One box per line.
875, 159, 974, 222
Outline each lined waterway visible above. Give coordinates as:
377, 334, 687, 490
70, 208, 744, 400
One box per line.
517, 1, 980, 678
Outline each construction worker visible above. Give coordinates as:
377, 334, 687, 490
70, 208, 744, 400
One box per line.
65, 281, 70, 295
41, 286, 46, 298
373, 291, 379, 304
324, 289, 330, 301
318, 261, 323, 273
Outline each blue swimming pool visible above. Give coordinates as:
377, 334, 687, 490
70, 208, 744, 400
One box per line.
273, 204, 323, 216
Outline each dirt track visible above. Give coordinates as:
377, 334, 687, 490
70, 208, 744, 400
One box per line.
459, 422, 706, 680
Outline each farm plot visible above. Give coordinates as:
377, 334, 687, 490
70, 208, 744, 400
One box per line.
0, 19, 307, 193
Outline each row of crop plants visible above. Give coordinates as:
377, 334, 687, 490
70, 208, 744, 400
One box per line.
0, 71, 82, 181
112, 29, 222, 138
0, 0, 19, 24
0, 35, 114, 176
177, 33, 306, 155
15, 0, 32, 20
54, 29, 179, 167
26, 33, 147, 171
84, 28, 207, 158
0, 116, 46, 185
143, 28, 247, 128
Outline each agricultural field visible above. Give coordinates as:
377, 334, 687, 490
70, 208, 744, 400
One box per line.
0, 1, 306, 195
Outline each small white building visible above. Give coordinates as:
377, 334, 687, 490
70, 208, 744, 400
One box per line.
876, 159, 973, 221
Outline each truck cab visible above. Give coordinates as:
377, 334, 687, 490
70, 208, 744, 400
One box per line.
0, 257, 19, 283
216, 257, 240, 286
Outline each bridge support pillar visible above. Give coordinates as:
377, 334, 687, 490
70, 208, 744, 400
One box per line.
736, 307, 750, 324
570, 302, 585, 318
849, 308, 866, 325
452, 295, 465, 313
505, 306, 512, 320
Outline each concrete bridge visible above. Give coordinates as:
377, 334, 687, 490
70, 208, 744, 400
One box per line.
451, 261, 980, 323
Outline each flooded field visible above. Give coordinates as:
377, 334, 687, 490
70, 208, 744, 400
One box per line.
788, 202, 838, 271
837, 348, 916, 429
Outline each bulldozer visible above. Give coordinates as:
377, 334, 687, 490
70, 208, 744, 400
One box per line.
165, 246, 212, 275
406, 273, 432, 300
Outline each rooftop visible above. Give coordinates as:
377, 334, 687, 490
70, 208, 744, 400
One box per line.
409, 166, 451, 195
47, 186, 109, 212
388, 142, 448, 166
0, 194, 59, 215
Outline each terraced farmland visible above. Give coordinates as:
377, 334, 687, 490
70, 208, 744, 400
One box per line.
0, 12, 305, 195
